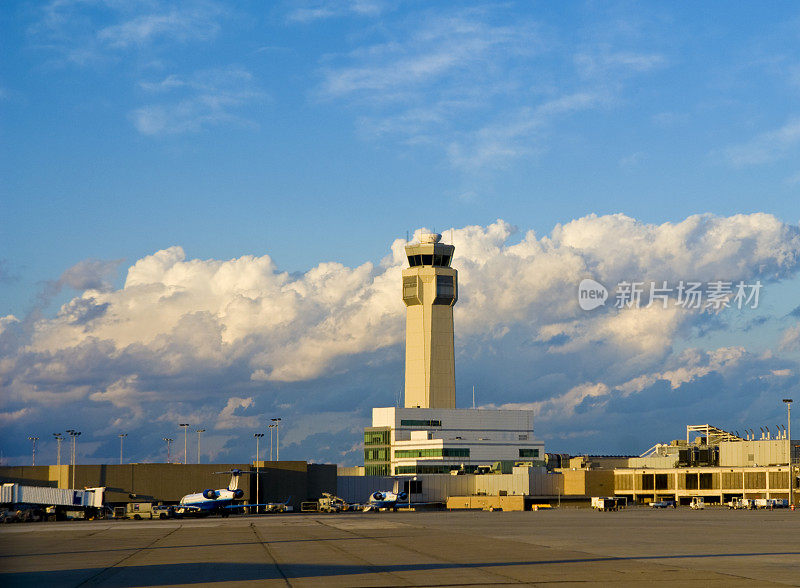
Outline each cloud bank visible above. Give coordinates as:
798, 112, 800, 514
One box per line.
2, 213, 799, 463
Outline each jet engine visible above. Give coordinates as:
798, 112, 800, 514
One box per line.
397, 492, 408, 501
371, 492, 384, 501
232, 489, 244, 499
202, 489, 216, 499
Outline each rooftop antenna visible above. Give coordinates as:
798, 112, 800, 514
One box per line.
472, 385, 475, 409
406, 230, 409, 243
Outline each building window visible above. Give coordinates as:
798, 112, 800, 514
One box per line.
396, 465, 457, 474
434, 275, 454, 304
441, 255, 450, 267
364, 428, 390, 446
394, 448, 469, 459
421, 254, 433, 266
365, 465, 390, 476
364, 449, 387, 461
402, 277, 418, 303
518, 434, 528, 441
400, 419, 442, 427
518, 449, 539, 458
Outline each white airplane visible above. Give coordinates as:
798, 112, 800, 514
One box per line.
172, 469, 251, 517
362, 480, 408, 511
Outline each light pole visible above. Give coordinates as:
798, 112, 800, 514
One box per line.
53, 433, 63, 468
196, 429, 205, 464
179, 424, 189, 464
163, 438, 174, 463
268, 423, 276, 461
271, 418, 281, 461
254, 433, 264, 512
67, 430, 80, 489
784, 398, 793, 507
28, 436, 39, 466
119, 433, 127, 465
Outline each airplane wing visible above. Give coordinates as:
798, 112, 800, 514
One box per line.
222, 499, 292, 510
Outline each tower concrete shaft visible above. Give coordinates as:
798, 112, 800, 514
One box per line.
402, 233, 457, 409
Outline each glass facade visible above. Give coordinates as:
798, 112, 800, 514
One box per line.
395, 448, 470, 458
365, 464, 390, 476
364, 427, 390, 477
518, 448, 540, 458
396, 464, 483, 475
364, 429, 390, 445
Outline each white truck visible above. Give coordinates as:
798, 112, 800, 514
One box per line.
591, 497, 622, 512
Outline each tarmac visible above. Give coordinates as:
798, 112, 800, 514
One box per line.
1, 508, 799, 587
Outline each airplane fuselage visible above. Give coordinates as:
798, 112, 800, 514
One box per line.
366, 490, 407, 511
174, 488, 242, 516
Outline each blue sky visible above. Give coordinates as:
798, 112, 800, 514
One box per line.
1, 1, 799, 466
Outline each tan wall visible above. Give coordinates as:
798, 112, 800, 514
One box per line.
769, 471, 789, 488
614, 466, 795, 501
558, 470, 615, 497
446, 495, 526, 511
719, 440, 788, 467
615, 473, 633, 491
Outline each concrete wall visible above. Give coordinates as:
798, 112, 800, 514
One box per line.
0, 461, 337, 509
627, 456, 678, 469
337, 467, 562, 504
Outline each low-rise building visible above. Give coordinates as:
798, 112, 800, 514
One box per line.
614, 424, 798, 505
364, 407, 544, 476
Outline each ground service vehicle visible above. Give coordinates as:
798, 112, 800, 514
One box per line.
591, 497, 620, 511
649, 500, 675, 508
690, 497, 705, 509
317, 493, 348, 513
126, 502, 155, 520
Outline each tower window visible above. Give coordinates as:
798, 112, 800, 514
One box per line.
407, 256, 418, 267
421, 254, 433, 266
435, 275, 455, 304
433, 254, 442, 266
441, 255, 450, 266
403, 277, 420, 303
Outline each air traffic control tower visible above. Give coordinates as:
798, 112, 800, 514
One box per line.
402, 233, 457, 409
364, 232, 543, 476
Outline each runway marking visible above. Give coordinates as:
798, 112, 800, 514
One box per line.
74, 524, 181, 587
313, 517, 529, 586
250, 522, 291, 587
